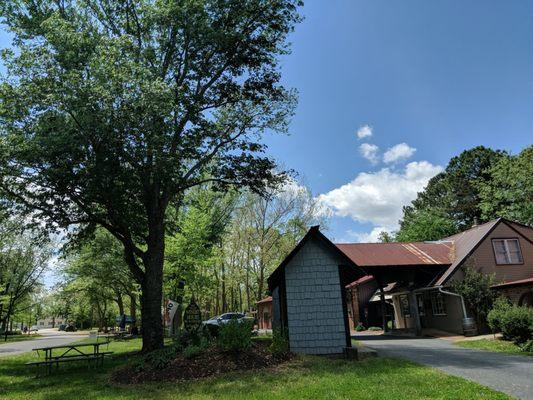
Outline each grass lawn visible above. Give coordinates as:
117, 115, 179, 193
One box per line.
456, 338, 533, 356
0, 334, 42, 343
0, 338, 510, 400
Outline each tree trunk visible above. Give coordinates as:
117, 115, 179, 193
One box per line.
140, 263, 164, 352
116, 292, 124, 316
221, 262, 227, 313
129, 293, 137, 326
139, 219, 165, 353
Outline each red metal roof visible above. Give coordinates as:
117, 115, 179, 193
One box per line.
257, 296, 272, 304
336, 242, 453, 267
491, 277, 533, 289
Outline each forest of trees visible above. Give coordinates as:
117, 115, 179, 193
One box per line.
38, 181, 324, 330
394, 145, 532, 242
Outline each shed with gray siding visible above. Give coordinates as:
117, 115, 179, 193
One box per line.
268, 226, 363, 354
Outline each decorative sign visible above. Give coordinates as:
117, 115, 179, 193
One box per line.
183, 299, 202, 333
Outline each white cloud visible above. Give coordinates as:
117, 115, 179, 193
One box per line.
356, 125, 373, 139
383, 143, 416, 163
359, 143, 380, 164
317, 161, 443, 227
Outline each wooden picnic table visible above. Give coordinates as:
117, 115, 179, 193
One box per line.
28, 339, 113, 375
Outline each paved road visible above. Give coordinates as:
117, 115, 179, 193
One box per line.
0, 329, 89, 358
355, 334, 533, 399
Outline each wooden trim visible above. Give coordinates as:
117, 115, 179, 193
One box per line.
502, 220, 533, 245
338, 266, 352, 348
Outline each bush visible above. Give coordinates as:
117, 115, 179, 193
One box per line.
173, 329, 211, 350
368, 326, 382, 331
355, 322, 365, 332
217, 318, 253, 353
183, 344, 204, 359
138, 346, 178, 371
487, 297, 512, 333
499, 306, 533, 344
269, 327, 289, 358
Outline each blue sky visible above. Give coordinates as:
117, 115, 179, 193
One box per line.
264, 0, 533, 241
1, 1, 532, 244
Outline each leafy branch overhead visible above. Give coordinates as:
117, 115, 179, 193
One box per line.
0, 0, 299, 246
0, 0, 303, 351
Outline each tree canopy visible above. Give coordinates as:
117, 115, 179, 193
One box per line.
0, 0, 302, 351
396, 146, 510, 242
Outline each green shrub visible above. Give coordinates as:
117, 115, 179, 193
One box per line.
140, 346, 178, 371
269, 327, 289, 357
499, 306, 533, 344
368, 326, 382, 331
173, 329, 211, 350
183, 344, 204, 359
355, 322, 365, 332
487, 297, 512, 333
217, 318, 253, 353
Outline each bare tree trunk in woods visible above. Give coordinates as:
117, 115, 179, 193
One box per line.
214, 269, 220, 315
221, 263, 227, 313
116, 292, 124, 316
245, 242, 251, 312
238, 285, 243, 312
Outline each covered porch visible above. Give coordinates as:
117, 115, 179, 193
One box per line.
359, 264, 465, 336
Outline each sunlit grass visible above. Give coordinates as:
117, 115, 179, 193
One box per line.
0, 338, 510, 400
456, 338, 532, 356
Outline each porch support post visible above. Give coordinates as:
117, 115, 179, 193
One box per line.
377, 281, 388, 332
408, 291, 422, 336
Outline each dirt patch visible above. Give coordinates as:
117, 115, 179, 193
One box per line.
110, 342, 292, 384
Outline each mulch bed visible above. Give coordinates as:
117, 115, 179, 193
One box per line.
110, 341, 292, 384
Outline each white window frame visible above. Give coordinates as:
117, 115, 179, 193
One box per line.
492, 238, 523, 265
431, 291, 447, 316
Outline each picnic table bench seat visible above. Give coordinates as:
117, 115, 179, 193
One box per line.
27, 340, 114, 375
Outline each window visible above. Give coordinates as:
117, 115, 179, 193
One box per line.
431, 292, 447, 316
399, 295, 410, 317
492, 239, 523, 265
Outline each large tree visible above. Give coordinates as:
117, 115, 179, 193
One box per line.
478, 146, 533, 225
396, 146, 507, 241
0, 0, 301, 351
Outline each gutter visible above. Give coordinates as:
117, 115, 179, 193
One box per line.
437, 287, 468, 319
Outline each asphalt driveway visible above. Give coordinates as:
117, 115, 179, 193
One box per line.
0, 329, 88, 358
355, 334, 533, 399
